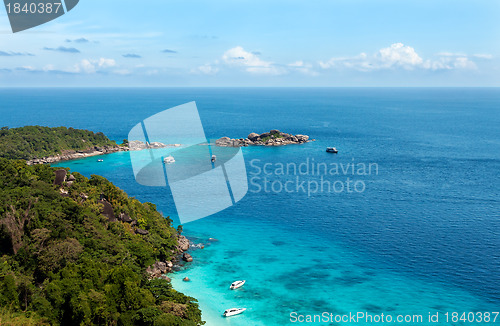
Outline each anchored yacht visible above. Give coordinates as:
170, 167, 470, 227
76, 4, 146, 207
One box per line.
223, 308, 246, 317
163, 155, 175, 164
230, 280, 245, 290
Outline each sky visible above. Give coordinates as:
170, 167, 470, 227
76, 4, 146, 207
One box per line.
0, 0, 499, 87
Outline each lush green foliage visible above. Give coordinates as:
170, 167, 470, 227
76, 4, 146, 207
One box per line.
0, 126, 117, 160
260, 134, 283, 142
0, 158, 204, 325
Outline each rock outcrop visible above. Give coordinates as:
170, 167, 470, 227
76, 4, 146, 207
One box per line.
99, 200, 117, 222
119, 212, 133, 223
146, 261, 173, 281
53, 169, 67, 185
128, 140, 175, 151
215, 130, 313, 147
135, 228, 149, 235
182, 253, 193, 262
177, 235, 190, 252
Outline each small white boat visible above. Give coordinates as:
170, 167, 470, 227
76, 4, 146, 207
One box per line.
163, 155, 175, 164
223, 308, 246, 317
97, 159, 104, 162
230, 280, 245, 290
211, 154, 216, 163
326, 147, 338, 153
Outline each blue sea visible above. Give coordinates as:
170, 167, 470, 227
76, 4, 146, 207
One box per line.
2, 88, 499, 325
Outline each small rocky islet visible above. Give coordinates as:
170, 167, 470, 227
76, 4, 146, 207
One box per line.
215, 129, 313, 147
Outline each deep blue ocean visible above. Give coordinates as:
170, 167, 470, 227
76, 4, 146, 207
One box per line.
1, 88, 499, 325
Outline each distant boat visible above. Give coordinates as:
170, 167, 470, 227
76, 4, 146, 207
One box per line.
230, 280, 245, 290
97, 158, 104, 162
326, 147, 338, 153
211, 154, 216, 163
163, 155, 175, 164
223, 308, 246, 317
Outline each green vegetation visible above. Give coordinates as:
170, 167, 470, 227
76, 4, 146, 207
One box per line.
260, 134, 283, 142
0, 126, 117, 160
0, 158, 204, 325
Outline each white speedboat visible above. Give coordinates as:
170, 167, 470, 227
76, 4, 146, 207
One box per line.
163, 155, 175, 164
211, 154, 216, 163
223, 308, 246, 317
230, 280, 246, 290
326, 147, 338, 153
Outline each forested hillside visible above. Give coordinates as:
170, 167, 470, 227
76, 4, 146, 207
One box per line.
0, 158, 204, 325
0, 126, 117, 160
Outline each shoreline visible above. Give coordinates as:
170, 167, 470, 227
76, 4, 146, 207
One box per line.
169, 237, 225, 326
26, 140, 180, 165
26, 145, 126, 165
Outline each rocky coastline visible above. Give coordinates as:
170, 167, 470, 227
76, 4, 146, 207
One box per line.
215, 129, 313, 147
146, 234, 210, 282
51, 166, 197, 284
26, 140, 175, 165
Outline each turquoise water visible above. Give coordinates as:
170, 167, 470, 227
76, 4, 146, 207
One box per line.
2, 88, 499, 325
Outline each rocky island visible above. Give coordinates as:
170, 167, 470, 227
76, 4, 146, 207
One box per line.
215, 129, 313, 147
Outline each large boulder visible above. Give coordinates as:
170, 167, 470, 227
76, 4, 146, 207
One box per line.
259, 132, 270, 138
270, 129, 281, 135
247, 132, 260, 141
182, 253, 193, 262
295, 134, 309, 143
135, 228, 149, 235
128, 140, 148, 151
215, 137, 232, 147
53, 169, 67, 186
178, 235, 190, 251
146, 261, 171, 280
99, 200, 116, 222
119, 212, 133, 222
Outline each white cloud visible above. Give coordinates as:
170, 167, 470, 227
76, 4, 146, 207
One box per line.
319, 53, 372, 71
423, 53, 477, 70
287, 60, 318, 76
436, 52, 466, 57
192, 64, 219, 75
377, 43, 423, 68
452, 57, 476, 69
222, 46, 284, 75
320, 43, 480, 72
288, 60, 304, 67
473, 54, 493, 59
72, 58, 116, 73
